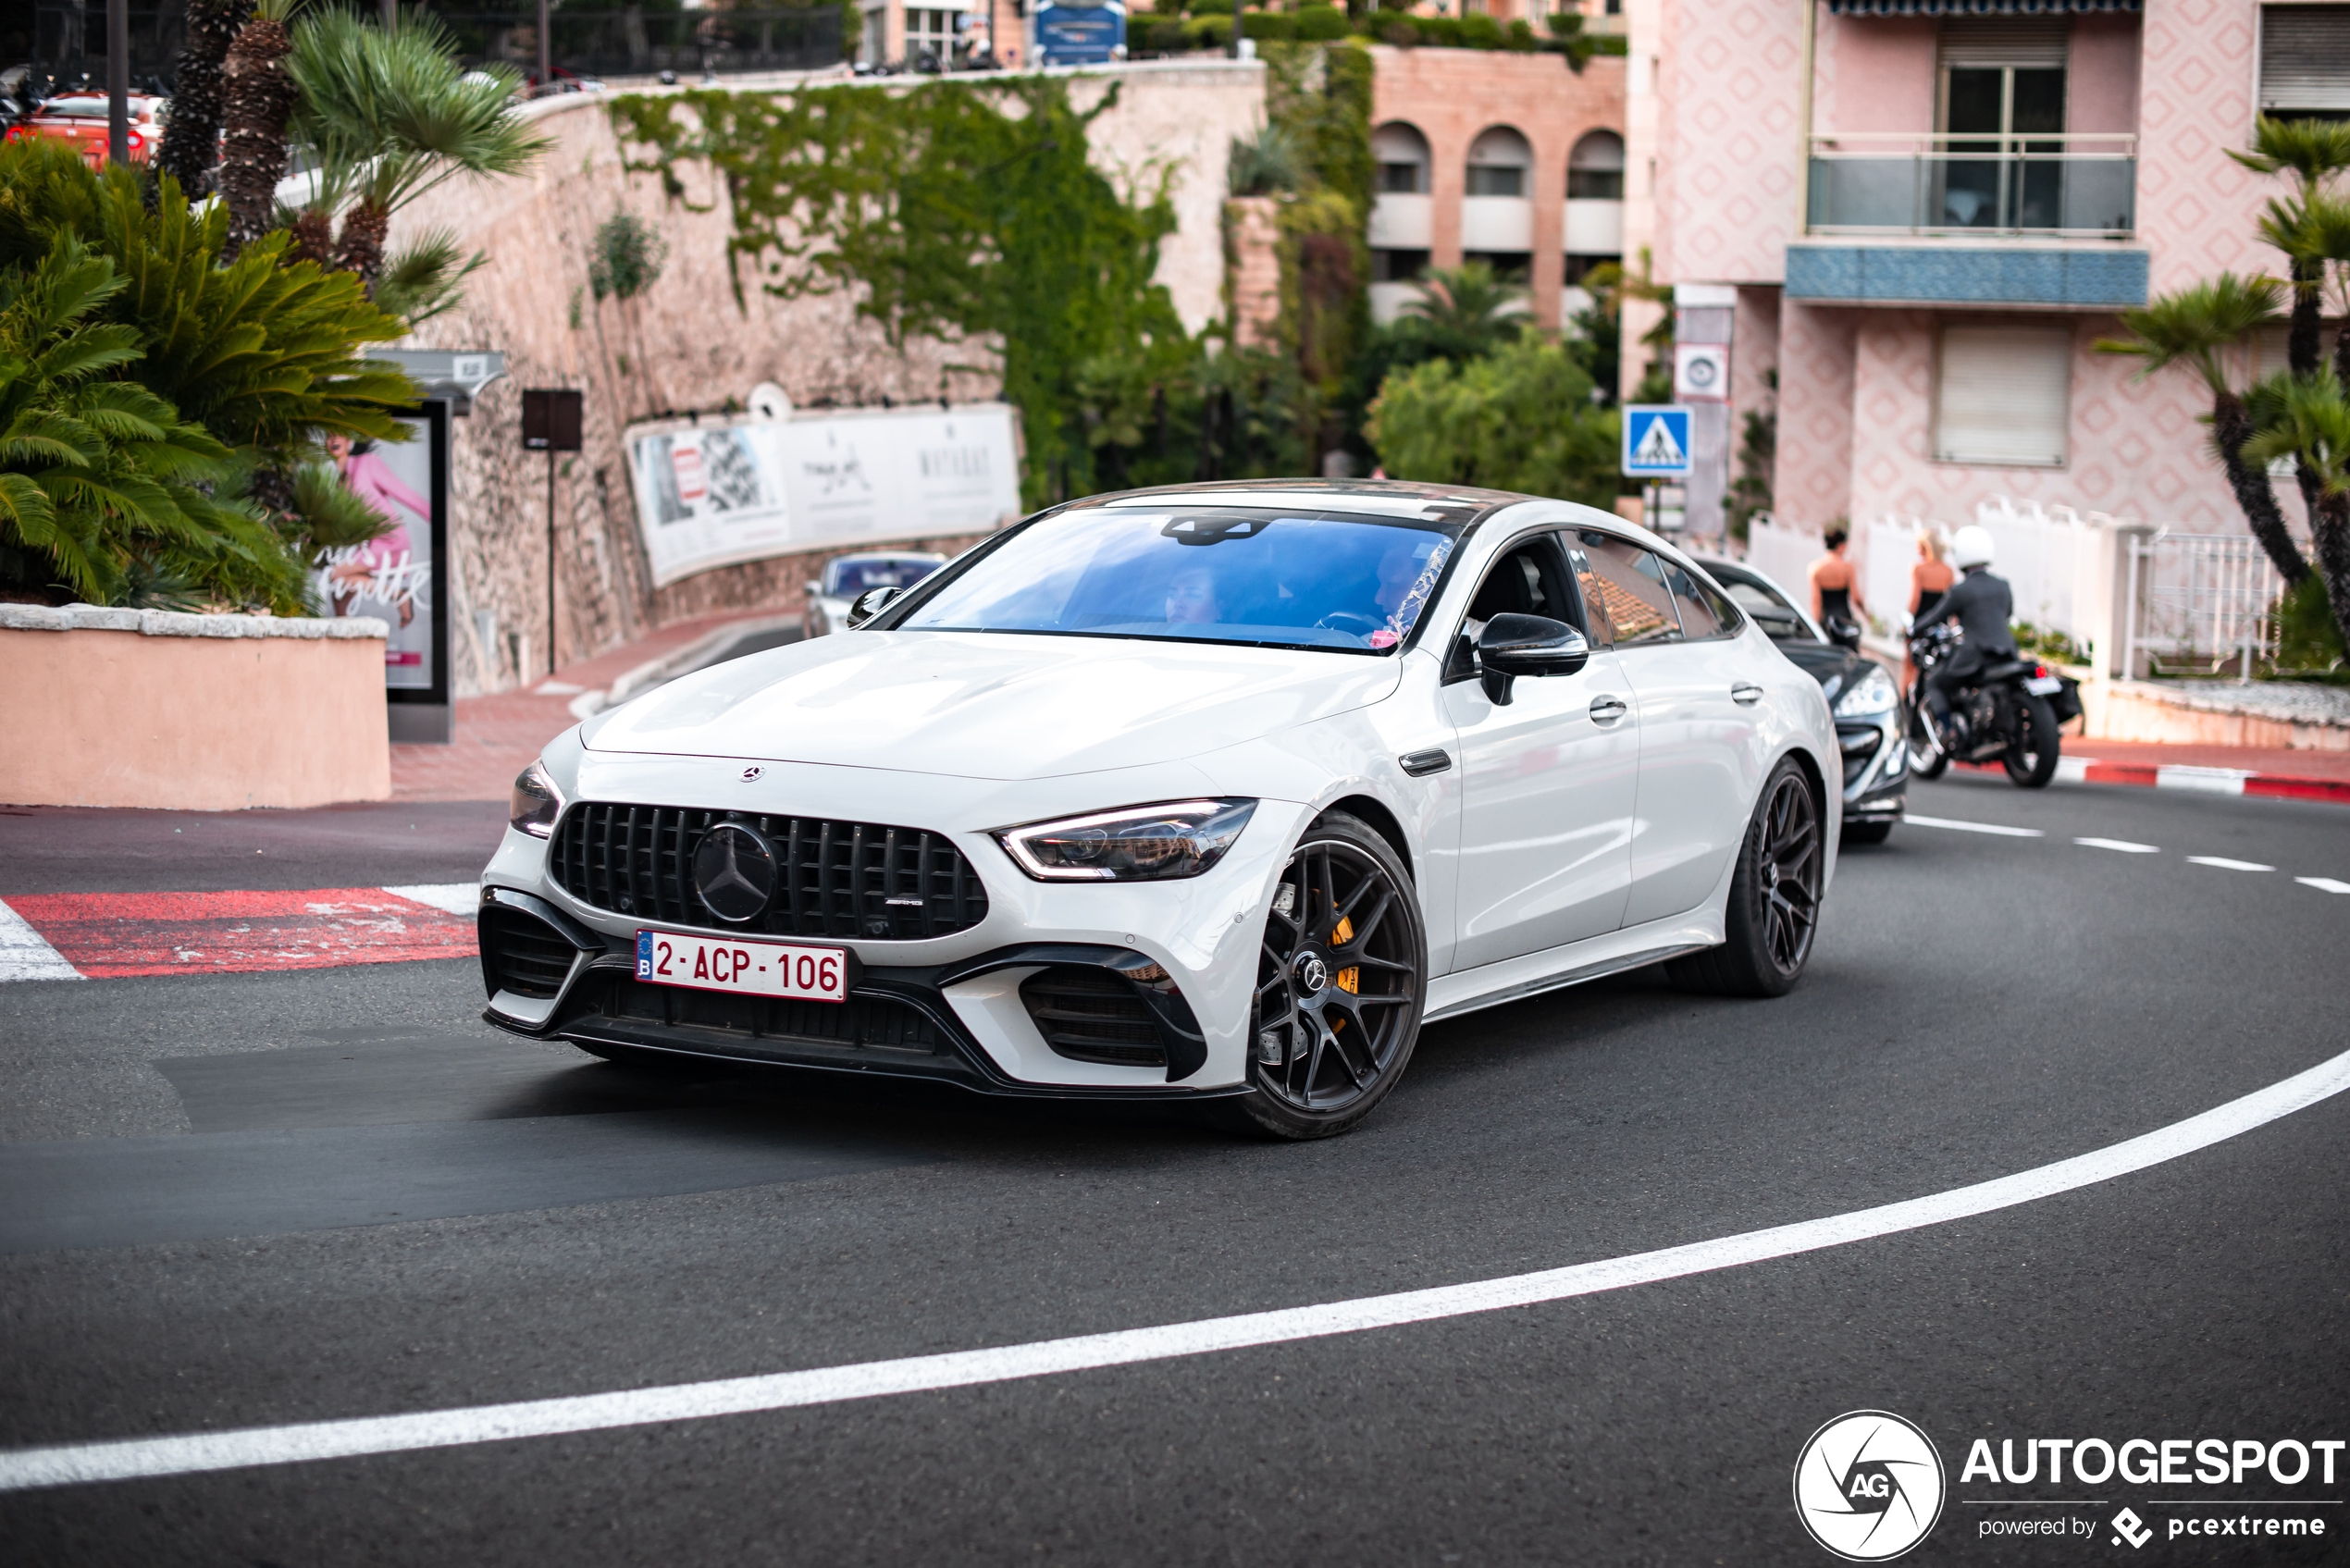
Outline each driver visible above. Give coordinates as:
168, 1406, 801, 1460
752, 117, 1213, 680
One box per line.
1165, 565, 1222, 626
1912, 524, 2016, 747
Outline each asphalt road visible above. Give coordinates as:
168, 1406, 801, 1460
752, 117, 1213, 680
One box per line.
2, 775, 2346, 1565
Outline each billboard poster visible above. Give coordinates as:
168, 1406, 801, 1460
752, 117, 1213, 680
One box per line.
313, 401, 449, 701
625, 402, 1022, 588
1034, 1, 1124, 65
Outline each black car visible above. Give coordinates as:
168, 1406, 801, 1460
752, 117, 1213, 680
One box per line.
1695, 556, 1907, 845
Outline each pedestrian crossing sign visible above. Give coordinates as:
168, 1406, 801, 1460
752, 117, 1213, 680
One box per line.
1622, 405, 1693, 476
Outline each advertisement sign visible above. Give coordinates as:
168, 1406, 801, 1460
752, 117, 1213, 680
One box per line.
313, 401, 449, 704
625, 402, 1022, 588
1033, 0, 1124, 65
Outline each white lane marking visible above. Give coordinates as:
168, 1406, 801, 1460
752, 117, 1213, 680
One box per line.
2156, 765, 2251, 796
2075, 837, 2160, 854
0, 899, 80, 983
1904, 815, 2046, 838
2186, 857, 2273, 872
6, 1046, 2350, 1496
2298, 877, 2350, 895
381, 883, 480, 917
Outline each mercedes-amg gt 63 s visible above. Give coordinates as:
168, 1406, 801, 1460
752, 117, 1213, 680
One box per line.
477, 481, 1840, 1138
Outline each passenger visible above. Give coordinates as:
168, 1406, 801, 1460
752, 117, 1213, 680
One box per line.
1910, 526, 1956, 623
1165, 565, 1222, 625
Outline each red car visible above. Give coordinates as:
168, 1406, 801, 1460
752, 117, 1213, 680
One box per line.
5, 93, 168, 167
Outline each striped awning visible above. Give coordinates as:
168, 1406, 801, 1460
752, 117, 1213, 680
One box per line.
1827, 0, 2138, 15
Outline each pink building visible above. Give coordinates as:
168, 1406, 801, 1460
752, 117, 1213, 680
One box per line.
1624, 0, 2350, 542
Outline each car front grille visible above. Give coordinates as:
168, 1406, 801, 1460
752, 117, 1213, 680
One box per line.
599, 975, 949, 1056
549, 802, 988, 941
1020, 966, 1166, 1068
479, 905, 579, 998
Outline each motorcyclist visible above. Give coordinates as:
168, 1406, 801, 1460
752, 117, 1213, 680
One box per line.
1911, 525, 2015, 750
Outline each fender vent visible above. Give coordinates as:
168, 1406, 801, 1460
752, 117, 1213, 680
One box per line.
1020, 966, 1166, 1068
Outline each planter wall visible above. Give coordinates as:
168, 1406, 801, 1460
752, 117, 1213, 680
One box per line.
0, 606, 394, 810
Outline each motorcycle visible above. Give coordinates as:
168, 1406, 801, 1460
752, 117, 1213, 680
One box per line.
1904, 622, 2080, 789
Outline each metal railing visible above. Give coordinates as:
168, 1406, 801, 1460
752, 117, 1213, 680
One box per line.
416, 6, 843, 80
1806, 132, 2136, 238
2122, 530, 2283, 680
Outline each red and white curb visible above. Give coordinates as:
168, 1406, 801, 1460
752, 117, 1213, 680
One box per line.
2024, 756, 2350, 803
0, 884, 477, 983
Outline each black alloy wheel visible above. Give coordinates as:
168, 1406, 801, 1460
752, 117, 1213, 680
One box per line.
2003, 693, 2062, 789
1229, 812, 1425, 1140
1667, 758, 1824, 998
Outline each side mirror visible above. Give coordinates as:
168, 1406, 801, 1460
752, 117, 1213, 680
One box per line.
1478, 613, 1589, 706
846, 586, 901, 628
1827, 619, 1862, 651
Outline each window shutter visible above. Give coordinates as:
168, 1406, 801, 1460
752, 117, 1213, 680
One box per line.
2261, 6, 2350, 112
1936, 19, 2069, 68
1936, 325, 2072, 467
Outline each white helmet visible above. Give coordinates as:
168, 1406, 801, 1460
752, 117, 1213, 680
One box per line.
1949, 525, 1996, 570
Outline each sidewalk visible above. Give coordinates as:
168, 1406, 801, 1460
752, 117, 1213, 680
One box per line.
391, 608, 799, 802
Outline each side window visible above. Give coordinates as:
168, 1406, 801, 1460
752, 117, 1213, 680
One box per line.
1575, 530, 1683, 647
1660, 559, 1739, 639
1446, 533, 1585, 682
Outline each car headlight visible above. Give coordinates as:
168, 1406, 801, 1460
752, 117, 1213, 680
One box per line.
510, 759, 564, 838
996, 799, 1256, 882
1833, 664, 1898, 720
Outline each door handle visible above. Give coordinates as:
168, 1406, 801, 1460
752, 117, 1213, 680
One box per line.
1589, 695, 1628, 723
1731, 682, 1764, 706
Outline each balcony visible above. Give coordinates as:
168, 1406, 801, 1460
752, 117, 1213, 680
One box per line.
1805, 132, 2135, 239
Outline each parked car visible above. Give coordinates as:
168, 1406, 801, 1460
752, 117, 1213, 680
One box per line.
1694, 554, 1906, 846
4, 93, 167, 167
802, 552, 947, 637
479, 482, 1841, 1139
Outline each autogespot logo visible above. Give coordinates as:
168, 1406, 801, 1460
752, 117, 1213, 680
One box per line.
1794, 1411, 1948, 1562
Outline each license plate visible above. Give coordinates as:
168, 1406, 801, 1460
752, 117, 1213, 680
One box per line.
635, 929, 848, 1002
2022, 675, 2063, 696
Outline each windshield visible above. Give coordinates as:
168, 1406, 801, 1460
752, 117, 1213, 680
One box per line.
895, 507, 1461, 653
1716, 572, 1815, 642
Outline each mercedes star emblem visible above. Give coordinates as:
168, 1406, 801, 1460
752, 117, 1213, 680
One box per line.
740, 765, 763, 782
691, 822, 778, 923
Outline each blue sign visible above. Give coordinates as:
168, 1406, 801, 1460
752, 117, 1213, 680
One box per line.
1035, 1, 1125, 65
1622, 404, 1693, 477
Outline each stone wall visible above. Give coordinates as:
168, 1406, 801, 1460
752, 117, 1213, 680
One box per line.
392, 61, 1266, 695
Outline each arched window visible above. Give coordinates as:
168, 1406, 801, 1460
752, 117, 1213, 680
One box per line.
1372, 122, 1431, 195
1568, 130, 1626, 201
1466, 127, 1532, 199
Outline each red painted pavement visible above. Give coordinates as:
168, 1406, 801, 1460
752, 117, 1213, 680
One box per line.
6, 887, 476, 978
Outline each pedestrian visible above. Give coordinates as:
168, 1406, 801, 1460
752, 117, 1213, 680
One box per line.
1808, 526, 1865, 637
1909, 526, 1955, 624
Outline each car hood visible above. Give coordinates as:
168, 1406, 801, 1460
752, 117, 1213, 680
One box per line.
582, 630, 1404, 781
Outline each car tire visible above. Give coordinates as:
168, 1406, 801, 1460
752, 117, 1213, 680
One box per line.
2003, 694, 2061, 789
1212, 812, 1426, 1141
1666, 758, 1824, 999
1841, 820, 1894, 847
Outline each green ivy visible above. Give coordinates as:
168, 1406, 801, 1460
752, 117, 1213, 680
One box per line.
612, 79, 1189, 506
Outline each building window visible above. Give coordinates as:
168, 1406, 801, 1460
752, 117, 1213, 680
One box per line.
1462, 252, 1531, 282
1936, 324, 2072, 467
907, 6, 959, 58
2260, 5, 2350, 117
1936, 20, 2067, 230
1466, 127, 1532, 199
1567, 130, 1625, 200
1372, 121, 1430, 195
1371, 249, 1431, 284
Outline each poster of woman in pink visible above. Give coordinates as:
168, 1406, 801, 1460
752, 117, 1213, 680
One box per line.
313, 426, 437, 688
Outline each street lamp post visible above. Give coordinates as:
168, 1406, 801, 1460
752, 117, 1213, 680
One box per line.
521, 389, 585, 680
106, 0, 129, 166
538, 0, 552, 88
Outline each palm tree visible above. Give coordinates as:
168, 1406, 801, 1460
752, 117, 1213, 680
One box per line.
287, 9, 548, 291
2098, 273, 2309, 584
2290, 191, 2350, 392
2228, 118, 2350, 375
2243, 373, 2350, 653
218, 0, 304, 258
1400, 260, 1525, 348
155, 0, 253, 201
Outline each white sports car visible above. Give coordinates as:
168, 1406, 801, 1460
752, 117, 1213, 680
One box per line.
479, 481, 1839, 1138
